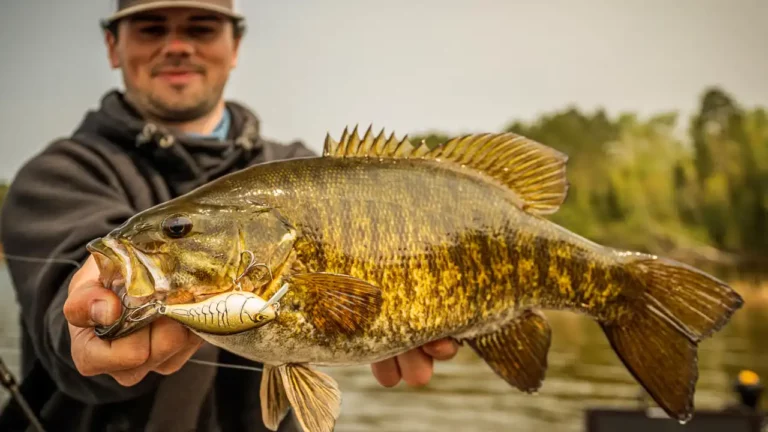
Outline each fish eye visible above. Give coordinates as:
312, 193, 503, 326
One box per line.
161, 215, 193, 239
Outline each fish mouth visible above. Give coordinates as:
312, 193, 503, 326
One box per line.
86, 237, 164, 340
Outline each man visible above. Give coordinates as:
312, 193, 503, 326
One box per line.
0, 1, 458, 430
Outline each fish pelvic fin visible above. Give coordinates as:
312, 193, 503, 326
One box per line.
323, 125, 569, 216
260, 364, 290, 431
463, 308, 552, 393
278, 363, 341, 432
601, 255, 744, 423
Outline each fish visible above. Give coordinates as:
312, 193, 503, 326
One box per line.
86, 125, 744, 432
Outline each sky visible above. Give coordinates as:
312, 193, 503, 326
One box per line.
0, 0, 766, 179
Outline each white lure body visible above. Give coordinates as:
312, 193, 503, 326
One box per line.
159, 290, 278, 335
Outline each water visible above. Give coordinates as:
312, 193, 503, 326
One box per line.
1, 265, 766, 431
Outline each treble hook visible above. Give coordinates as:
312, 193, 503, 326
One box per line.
94, 292, 162, 337
233, 250, 273, 290
126, 300, 163, 322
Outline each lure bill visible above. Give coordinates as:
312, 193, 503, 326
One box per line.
86, 125, 744, 432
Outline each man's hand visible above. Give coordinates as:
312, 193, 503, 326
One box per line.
371, 339, 459, 387
63, 255, 203, 386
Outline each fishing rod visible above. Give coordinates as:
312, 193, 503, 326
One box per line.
0, 355, 46, 432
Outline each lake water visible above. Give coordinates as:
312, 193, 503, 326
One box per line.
1, 265, 766, 431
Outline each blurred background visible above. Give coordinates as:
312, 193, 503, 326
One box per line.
1, 1, 767, 431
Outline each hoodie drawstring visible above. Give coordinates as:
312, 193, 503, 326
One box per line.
135, 123, 175, 149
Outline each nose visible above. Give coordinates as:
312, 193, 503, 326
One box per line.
159, 32, 194, 57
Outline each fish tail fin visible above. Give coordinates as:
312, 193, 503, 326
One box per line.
600, 255, 743, 423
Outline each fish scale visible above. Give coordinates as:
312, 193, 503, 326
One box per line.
238, 156, 628, 352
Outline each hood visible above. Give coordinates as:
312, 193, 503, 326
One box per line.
71, 90, 263, 193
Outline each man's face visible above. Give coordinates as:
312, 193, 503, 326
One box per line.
105, 8, 241, 122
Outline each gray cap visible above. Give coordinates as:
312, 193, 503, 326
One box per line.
102, 0, 244, 27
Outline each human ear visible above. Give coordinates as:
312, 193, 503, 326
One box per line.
103, 29, 120, 69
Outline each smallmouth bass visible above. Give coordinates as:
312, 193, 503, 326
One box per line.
86, 126, 743, 432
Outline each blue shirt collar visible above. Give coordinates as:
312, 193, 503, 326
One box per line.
186, 107, 231, 141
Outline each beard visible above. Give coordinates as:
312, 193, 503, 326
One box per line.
124, 59, 227, 124
144, 88, 221, 123
126, 82, 225, 124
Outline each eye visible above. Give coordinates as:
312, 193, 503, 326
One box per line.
138, 25, 168, 38
161, 215, 193, 239
188, 25, 216, 38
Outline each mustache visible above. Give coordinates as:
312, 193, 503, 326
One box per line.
151, 59, 206, 76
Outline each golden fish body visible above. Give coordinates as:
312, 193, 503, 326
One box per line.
87, 126, 743, 432
196, 152, 622, 366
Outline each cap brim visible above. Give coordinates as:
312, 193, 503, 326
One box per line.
102, 1, 244, 26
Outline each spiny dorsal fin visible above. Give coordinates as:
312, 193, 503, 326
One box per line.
322, 124, 570, 215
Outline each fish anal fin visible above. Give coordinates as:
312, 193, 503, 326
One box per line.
278, 364, 341, 432
290, 273, 383, 335
464, 308, 551, 393
260, 364, 290, 431
322, 126, 569, 215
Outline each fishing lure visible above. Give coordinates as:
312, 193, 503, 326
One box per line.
157, 284, 290, 335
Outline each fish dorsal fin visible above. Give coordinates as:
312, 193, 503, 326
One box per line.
323, 125, 569, 215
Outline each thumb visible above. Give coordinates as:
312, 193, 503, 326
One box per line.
64, 279, 123, 328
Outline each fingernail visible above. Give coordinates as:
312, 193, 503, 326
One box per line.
90, 300, 109, 325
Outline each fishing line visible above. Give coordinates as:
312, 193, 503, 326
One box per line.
0, 252, 264, 373
187, 358, 263, 372
0, 252, 82, 268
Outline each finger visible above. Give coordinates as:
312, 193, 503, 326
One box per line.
148, 318, 192, 365
70, 324, 151, 376
153, 332, 204, 375
64, 280, 122, 328
397, 348, 434, 387
143, 318, 200, 375
422, 338, 459, 361
370, 357, 401, 388
107, 318, 194, 382
105, 321, 194, 386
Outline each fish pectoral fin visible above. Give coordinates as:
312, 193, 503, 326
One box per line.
464, 309, 552, 393
290, 273, 383, 335
278, 363, 341, 432
260, 365, 290, 431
